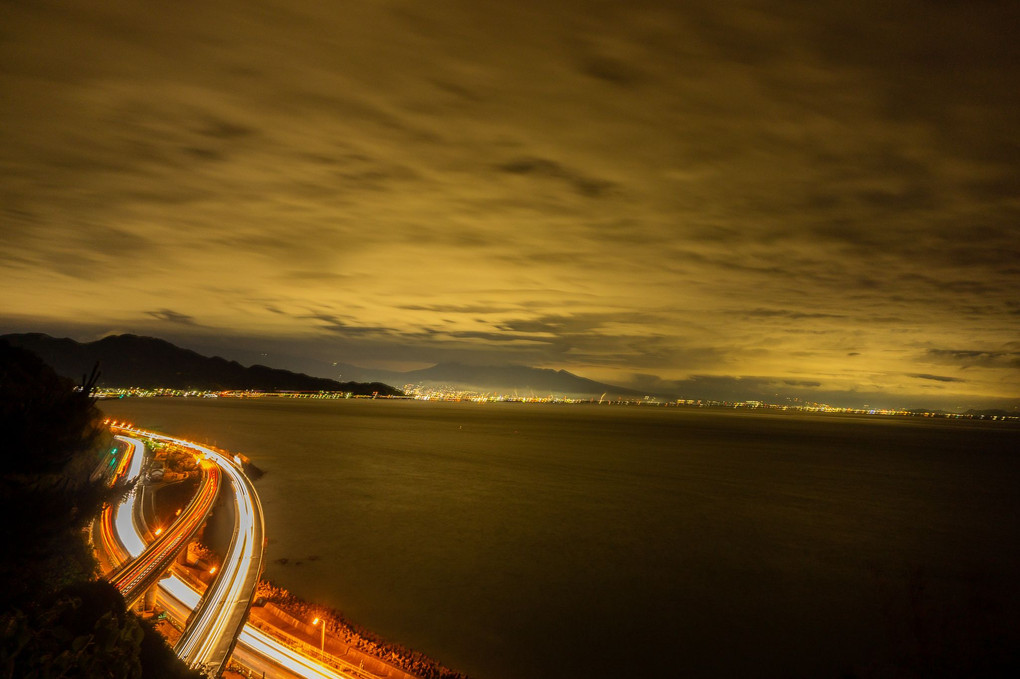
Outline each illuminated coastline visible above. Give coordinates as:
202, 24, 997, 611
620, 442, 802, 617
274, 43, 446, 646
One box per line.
93, 386, 1018, 420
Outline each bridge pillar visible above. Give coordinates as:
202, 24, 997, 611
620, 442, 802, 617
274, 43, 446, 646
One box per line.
179, 540, 193, 566
137, 581, 158, 613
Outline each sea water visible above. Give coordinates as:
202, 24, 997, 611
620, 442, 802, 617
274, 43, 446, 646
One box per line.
100, 398, 1020, 678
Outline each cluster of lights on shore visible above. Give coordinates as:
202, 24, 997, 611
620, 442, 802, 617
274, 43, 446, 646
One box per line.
95, 388, 379, 400
100, 378, 1019, 420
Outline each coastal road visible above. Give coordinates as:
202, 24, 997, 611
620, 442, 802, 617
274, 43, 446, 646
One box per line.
158, 574, 354, 679
102, 428, 358, 678
95, 435, 148, 572
108, 462, 220, 605
155, 580, 307, 679
114, 426, 267, 678
173, 437, 264, 676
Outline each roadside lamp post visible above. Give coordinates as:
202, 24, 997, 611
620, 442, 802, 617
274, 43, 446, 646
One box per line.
312, 617, 325, 659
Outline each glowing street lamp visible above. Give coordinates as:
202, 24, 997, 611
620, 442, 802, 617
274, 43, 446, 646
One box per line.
312, 617, 325, 659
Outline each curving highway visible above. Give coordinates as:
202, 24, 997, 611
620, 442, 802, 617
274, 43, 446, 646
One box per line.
97, 435, 156, 572
170, 435, 265, 676
101, 429, 353, 678
109, 426, 265, 677
108, 462, 220, 605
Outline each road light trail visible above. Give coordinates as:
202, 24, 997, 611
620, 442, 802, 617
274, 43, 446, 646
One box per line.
97, 435, 155, 572
103, 434, 221, 605
172, 439, 263, 675
156, 575, 339, 679
108, 463, 220, 605
115, 426, 266, 678
112, 435, 146, 483
97, 436, 147, 566
101, 430, 356, 678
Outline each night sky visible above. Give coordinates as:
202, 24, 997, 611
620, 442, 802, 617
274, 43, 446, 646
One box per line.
2, 1, 1017, 409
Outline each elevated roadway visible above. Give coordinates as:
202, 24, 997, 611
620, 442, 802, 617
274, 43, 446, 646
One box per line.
114, 427, 267, 678
100, 429, 357, 678
96, 436, 150, 570
108, 463, 220, 605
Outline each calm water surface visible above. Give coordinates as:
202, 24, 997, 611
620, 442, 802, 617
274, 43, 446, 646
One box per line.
101, 399, 1020, 678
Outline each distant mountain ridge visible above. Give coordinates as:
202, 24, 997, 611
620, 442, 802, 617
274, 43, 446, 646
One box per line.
1, 333, 401, 395
341, 361, 648, 398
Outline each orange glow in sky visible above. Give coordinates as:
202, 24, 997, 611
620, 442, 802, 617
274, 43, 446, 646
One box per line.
1, 1, 1017, 410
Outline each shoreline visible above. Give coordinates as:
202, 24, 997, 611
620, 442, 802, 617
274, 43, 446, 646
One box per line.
251, 578, 470, 679
140, 434, 470, 679
98, 390, 1020, 420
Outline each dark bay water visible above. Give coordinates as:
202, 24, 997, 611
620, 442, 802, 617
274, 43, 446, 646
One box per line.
100, 399, 1020, 678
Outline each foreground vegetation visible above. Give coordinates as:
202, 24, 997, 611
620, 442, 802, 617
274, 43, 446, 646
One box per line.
0, 340, 200, 678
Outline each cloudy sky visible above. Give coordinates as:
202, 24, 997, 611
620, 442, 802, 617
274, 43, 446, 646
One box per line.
2, 0, 1017, 409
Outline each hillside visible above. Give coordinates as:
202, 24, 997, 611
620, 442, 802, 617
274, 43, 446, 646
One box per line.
345, 361, 648, 398
0, 340, 202, 678
1, 333, 401, 395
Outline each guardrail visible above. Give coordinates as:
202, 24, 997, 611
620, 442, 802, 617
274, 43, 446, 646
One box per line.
246, 616, 383, 679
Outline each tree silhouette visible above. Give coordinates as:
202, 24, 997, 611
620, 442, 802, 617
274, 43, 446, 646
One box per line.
0, 340, 201, 678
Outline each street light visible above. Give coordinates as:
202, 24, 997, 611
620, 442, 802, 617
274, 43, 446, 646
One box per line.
312, 617, 325, 659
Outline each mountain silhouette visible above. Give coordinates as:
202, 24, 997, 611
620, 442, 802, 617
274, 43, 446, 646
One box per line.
344, 361, 648, 398
1, 333, 400, 395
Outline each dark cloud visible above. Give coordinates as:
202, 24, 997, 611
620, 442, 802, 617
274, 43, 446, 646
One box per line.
182, 146, 223, 161
495, 157, 616, 198
496, 312, 655, 335
305, 314, 395, 338
447, 330, 555, 345
743, 309, 846, 320
399, 304, 521, 314
925, 349, 1020, 370
145, 309, 199, 326
578, 55, 646, 88
908, 373, 965, 383
282, 271, 356, 282
197, 118, 256, 140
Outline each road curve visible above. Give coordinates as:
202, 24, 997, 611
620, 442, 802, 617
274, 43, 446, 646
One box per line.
97, 436, 148, 568
114, 426, 266, 678
101, 432, 355, 678
108, 462, 220, 605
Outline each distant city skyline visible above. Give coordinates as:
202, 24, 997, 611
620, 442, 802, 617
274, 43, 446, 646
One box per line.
2, 1, 1017, 411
